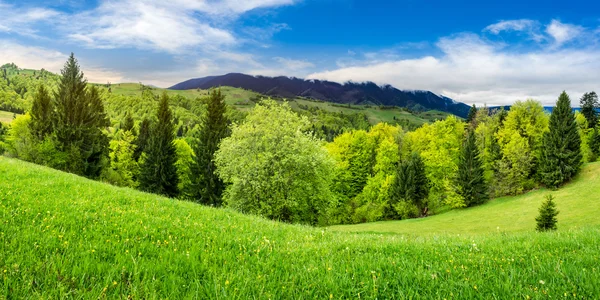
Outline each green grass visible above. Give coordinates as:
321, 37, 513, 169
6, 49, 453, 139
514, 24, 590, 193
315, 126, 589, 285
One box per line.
0, 110, 19, 124
1, 156, 599, 298
329, 162, 600, 236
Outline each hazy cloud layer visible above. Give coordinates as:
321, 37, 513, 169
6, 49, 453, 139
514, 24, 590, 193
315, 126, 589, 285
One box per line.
309, 20, 600, 106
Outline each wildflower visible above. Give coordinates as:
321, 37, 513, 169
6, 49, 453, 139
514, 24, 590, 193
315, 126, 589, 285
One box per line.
113, 281, 117, 285
330, 294, 333, 299
225, 280, 230, 285
539, 280, 545, 285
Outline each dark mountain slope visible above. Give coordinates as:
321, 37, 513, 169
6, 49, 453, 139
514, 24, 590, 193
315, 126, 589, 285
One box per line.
170, 73, 470, 117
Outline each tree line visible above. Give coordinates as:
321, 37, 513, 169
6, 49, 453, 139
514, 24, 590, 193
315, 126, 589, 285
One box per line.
1, 55, 598, 226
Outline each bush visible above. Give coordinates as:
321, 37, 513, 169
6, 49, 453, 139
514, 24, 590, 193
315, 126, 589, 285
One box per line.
536, 195, 559, 231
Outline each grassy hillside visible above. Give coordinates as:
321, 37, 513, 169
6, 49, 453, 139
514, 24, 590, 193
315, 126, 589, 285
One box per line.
330, 162, 600, 235
1, 156, 599, 298
0, 110, 18, 124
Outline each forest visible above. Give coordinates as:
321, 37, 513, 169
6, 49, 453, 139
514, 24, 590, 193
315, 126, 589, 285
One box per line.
1, 55, 599, 226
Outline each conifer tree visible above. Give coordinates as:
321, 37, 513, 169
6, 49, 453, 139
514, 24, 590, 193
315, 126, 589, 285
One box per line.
536, 195, 558, 231
539, 92, 582, 188
134, 118, 151, 161
590, 127, 600, 158
139, 92, 179, 197
29, 85, 53, 139
580, 92, 598, 129
467, 104, 477, 124
189, 89, 230, 206
120, 111, 135, 134
456, 129, 488, 206
52, 53, 109, 178
390, 152, 429, 218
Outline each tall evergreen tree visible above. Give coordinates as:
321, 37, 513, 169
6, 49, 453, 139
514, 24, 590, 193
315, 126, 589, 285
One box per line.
139, 92, 179, 197
120, 111, 135, 134
456, 129, 488, 206
189, 89, 230, 206
590, 128, 600, 158
539, 92, 582, 188
134, 118, 151, 161
52, 53, 109, 178
580, 92, 598, 129
536, 195, 558, 231
29, 85, 53, 139
390, 152, 429, 218
467, 104, 477, 124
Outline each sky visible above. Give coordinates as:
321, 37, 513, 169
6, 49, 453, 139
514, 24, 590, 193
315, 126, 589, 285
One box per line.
1, 0, 600, 106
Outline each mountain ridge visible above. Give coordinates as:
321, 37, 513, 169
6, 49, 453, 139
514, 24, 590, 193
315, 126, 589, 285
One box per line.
169, 73, 471, 118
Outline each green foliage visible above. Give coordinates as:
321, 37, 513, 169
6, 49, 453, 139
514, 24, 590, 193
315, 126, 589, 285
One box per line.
139, 93, 179, 198
174, 139, 195, 196
390, 152, 429, 219
403, 116, 465, 209
52, 54, 109, 178
189, 89, 230, 206
120, 111, 135, 133
466, 104, 477, 124
590, 128, 600, 159
539, 92, 582, 188
134, 118, 151, 161
29, 85, 53, 139
536, 195, 559, 231
103, 130, 139, 188
215, 100, 333, 225
495, 100, 548, 195
579, 91, 598, 129
456, 130, 488, 207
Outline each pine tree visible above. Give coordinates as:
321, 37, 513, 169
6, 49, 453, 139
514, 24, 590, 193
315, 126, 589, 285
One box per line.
29, 85, 53, 139
120, 111, 135, 134
536, 195, 558, 231
580, 92, 598, 129
139, 92, 179, 197
134, 118, 151, 161
52, 53, 109, 178
467, 104, 477, 124
456, 129, 488, 206
390, 152, 429, 218
539, 92, 582, 188
590, 127, 600, 158
189, 89, 230, 206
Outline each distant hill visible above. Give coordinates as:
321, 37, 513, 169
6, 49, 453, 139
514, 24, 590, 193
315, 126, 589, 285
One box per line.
169, 73, 471, 118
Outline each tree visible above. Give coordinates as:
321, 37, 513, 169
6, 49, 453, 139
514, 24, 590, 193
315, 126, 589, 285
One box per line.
52, 53, 109, 178
536, 195, 558, 231
139, 92, 179, 198
134, 118, 151, 161
390, 152, 429, 219
120, 111, 135, 134
29, 85, 53, 139
580, 92, 598, 129
539, 92, 582, 188
456, 129, 488, 206
105, 131, 139, 188
590, 128, 600, 159
214, 100, 333, 225
189, 89, 230, 206
467, 104, 477, 124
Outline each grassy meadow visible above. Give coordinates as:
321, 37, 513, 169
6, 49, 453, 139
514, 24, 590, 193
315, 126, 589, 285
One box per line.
1, 156, 599, 298
0, 111, 18, 124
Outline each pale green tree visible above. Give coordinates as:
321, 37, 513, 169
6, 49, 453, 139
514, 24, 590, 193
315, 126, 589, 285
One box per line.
214, 100, 334, 225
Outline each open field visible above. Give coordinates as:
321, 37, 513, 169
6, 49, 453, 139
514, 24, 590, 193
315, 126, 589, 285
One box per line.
0, 110, 19, 124
1, 156, 599, 298
330, 162, 600, 235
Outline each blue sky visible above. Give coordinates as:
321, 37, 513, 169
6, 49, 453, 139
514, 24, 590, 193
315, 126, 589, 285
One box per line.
1, 0, 600, 105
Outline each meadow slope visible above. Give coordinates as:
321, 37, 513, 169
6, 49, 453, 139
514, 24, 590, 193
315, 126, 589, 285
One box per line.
1, 157, 599, 298
330, 162, 600, 235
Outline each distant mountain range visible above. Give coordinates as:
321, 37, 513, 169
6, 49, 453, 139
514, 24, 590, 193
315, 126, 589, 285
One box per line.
169, 73, 471, 118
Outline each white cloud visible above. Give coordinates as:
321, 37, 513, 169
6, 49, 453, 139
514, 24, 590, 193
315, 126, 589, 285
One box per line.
546, 19, 583, 46
485, 19, 537, 34
0, 40, 124, 83
273, 57, 315, 70
62, 0, 296, 53
308, 32, 600, 106
0, 1, 60, 37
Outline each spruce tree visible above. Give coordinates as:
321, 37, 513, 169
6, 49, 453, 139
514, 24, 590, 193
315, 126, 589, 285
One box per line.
467, 104, 477, 124
52, 53, 109, 178
139, 92, 179, 198
580, 92, 598, 129
120, 111, 135, 133
539, 92, 582, 188
536, 195, 558, 231
456, 129, 488, 207
390, 152, 429, 218
134, 118, 151, 161
189, 89, 230, 206
590, 128, 600, 158
29, 85, 53, 139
